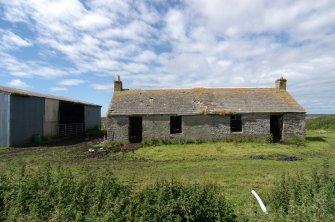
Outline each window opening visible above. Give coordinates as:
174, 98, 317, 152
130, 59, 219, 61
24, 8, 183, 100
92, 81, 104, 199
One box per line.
230, 115, 242, 132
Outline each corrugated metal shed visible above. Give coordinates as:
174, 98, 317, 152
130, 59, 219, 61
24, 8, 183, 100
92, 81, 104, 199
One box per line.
0, 92, 10, 147
10, 95, 45, 145
108, 88, 305, 116
43, 99, 59, 137
0, 86, 102, 146
0, 86, 101, 107
84, 106, 101, 130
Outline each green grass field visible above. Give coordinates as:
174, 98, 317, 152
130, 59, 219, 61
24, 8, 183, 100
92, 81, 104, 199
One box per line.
1, 128, 334, 216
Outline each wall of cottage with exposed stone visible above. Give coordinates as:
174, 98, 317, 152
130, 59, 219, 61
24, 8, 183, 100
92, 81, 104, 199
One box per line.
282, 113, 305, 140
107, 113, 305, 143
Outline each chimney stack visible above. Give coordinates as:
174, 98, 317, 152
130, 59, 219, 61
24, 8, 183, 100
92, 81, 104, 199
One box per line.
275, 76, 287, 90
114, 75, 123, 92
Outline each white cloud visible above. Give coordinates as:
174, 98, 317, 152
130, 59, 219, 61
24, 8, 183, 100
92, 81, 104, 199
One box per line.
58, 79, 86, 86
91, 83, 114, 92
50, 87, 68, 92
0, 0, 334, 113
164, 9, 187, 40
0, 30, 32, 49
0, 53, 76, 78
7, 79, 29, 88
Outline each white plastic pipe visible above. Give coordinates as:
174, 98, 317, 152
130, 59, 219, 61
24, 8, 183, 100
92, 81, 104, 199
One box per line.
251, 190, 268, 214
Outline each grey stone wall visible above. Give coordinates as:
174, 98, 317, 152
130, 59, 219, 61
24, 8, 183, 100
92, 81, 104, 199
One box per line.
107, 116, 129, 142
242, 114, 270, 136
282, 113, 305, 140
107, 113, 277, 143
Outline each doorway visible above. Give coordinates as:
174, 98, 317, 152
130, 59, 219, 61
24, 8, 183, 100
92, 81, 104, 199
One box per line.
129, 117, 142, 143
270, 115, 283, 142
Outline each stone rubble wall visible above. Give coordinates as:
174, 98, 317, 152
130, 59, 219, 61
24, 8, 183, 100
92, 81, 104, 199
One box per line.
107, 113, 305, 143
282, 113, 306, 140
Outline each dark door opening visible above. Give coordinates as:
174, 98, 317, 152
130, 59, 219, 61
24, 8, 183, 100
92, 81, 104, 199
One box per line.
270, 115, 283, 142
129, 117, 142, 143
59, 101, 85, 137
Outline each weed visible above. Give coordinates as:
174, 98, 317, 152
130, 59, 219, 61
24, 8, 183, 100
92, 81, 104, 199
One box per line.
0, 165, 237, 221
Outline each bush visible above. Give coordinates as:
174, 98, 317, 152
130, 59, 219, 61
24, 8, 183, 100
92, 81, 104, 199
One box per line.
0, 165, 237, 221
251, 163, 335, 221
265, 134, 273, 143
142, 138, 204, 147
129, 180, 237, 221
306, 116, 335, 130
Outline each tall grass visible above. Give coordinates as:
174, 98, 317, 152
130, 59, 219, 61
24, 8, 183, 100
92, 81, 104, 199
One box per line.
306, 116, 335, 130
250, 163, 335, 221
0, 164, 237, 221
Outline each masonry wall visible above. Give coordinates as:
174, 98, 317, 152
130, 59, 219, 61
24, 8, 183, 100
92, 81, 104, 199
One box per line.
282, 113, 305, 140
108, 113, 273, 143
107, 116, 129, 142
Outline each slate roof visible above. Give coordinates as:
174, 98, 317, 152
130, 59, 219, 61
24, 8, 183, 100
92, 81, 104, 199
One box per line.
0, 86, 101, 107
108, 88, 305, 116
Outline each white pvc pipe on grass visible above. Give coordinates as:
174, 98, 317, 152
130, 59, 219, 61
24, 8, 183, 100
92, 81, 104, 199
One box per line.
251, 190, 268, 214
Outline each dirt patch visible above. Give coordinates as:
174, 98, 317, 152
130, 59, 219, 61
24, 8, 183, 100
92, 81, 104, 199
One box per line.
250, 155, 265, 160
87, 143, 143, 158
250, 155, 303, 161
276, 156, 303, 161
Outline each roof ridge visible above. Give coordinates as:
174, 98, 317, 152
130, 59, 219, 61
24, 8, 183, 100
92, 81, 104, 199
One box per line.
123, 87, 277, 91
0, 86, 101, 107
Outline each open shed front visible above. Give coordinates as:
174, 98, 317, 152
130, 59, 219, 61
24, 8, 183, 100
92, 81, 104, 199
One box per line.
58, 101, 85, 137
43, 100, 101, 138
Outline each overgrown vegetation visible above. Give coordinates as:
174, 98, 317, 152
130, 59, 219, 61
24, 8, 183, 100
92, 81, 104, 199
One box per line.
0, 165, 237, 221
0, 128, 334, 221
1, 163, 334, 221
250, 163, 335, 221
306, 116, 335, 130
142, 136, 268, 147
142, 138, 203, 147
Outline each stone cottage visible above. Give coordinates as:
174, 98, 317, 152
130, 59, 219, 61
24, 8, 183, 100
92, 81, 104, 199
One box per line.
107, 76, 305, 143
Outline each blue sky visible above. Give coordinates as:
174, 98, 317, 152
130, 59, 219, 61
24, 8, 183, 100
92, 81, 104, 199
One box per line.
0, 0, 334, 115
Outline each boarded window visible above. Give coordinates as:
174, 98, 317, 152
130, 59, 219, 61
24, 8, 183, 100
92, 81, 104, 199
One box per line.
230, 115, 242, 132
170, 116, 182, 134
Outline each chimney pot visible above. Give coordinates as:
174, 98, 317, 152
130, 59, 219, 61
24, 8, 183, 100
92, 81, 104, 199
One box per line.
114, 75, 123, 92
275, 76, 287, 90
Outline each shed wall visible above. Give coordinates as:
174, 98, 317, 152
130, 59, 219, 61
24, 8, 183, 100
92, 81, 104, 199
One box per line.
0, 93, 10, 146
84, 106, 101, 130
10, 95, 45, 145
43, 99, 59, 138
